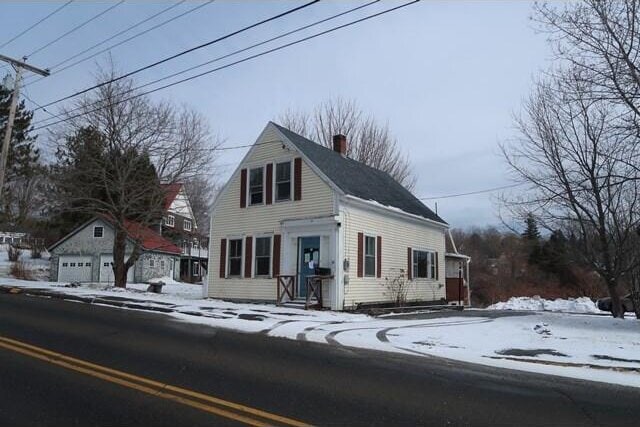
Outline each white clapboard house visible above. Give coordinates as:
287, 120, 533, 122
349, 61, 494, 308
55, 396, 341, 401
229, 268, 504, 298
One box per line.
207, 122, 450, 310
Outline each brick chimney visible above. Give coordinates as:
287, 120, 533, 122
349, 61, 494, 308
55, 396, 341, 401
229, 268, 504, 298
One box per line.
332, 134, 347, 155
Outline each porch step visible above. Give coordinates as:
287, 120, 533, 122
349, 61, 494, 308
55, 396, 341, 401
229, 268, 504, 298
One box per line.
279, 298, 317, 309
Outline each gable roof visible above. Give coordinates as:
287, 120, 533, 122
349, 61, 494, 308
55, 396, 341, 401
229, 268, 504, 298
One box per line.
122, 219, 181, 255
161, 183, 183, 210
270, 122, 447, 225
48, 217, 181, 255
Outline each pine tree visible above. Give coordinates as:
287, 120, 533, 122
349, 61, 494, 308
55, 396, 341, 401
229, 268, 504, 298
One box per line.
522, 213, 541, 241
0, 82, 42, 226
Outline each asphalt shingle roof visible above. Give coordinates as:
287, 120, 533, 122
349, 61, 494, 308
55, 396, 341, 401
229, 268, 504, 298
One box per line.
272, 122, 447, 225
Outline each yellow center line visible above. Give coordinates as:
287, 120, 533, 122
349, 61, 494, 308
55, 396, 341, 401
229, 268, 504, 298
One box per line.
0, 335, 311, 427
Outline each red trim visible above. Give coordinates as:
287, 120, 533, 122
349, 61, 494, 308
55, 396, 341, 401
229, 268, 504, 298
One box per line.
376, 236, 382, 278
272, 234, 281, 276
294, 158, 302, 201
407, 247, 412, 280
219, 239, 227, 278
266, 163, 273, 205
357, 232, 363, 278
244, 236, 253, 278
240, 169, 247, 208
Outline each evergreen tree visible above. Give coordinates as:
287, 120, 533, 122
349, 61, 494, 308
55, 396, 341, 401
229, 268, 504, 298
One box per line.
522, 213, 541, 241
0, 82, 42, 226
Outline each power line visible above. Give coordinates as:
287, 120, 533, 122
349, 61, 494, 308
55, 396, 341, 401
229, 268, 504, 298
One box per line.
30, 1, 420, 132
21, 85, 64, 122
31, 0, 381, 126
33, 0, 321, 112
26, 1, 125, 59
416, 183, 525, 200
0, 1, 74, 50
22, 1, 199, 87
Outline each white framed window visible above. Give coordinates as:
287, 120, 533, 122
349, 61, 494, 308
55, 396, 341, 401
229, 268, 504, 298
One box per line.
149, 258, 155, 267
228, 239, 243, 277
184, 219, 192, 231
161, 260, 165, 269
193, 261, 200, 276
249, 166, 264, 205
254, 236, 271, 277
165, 215, 175, 227
275, 161, 292, 202
413, 249, 436, 279
93, 226, 104, 238
192, 239, 199, 249
364, 235, 376, 277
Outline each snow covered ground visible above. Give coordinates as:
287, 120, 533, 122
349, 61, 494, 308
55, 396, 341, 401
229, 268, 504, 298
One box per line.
488, 296, 604, 314
0, 244, 50, 281
1, 277, 639, 389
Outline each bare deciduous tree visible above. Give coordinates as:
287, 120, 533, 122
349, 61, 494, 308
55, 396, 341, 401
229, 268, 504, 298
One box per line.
536, 0, 640, 132
278, 98, 416, 190
51, 68, 218, 288
502, 74, 640, 318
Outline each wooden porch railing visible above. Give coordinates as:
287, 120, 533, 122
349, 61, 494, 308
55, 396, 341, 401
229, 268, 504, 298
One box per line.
276, 275, 296, 305
305, 275, 334, 310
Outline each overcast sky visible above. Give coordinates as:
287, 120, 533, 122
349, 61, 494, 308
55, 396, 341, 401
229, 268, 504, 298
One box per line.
0, 1, 552, 229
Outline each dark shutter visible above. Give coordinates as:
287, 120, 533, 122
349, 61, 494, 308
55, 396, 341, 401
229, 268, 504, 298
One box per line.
376, 236, 382, 278
266, 163, 273, 205
219, 239, 227, 278
357, 232, 363, 278
244, 236, 253, 278
240, 169, 247, 208
294, 157, 302, 201
272, 234, 281, 277
407, 247, 412, 280
435, 252, 439, 280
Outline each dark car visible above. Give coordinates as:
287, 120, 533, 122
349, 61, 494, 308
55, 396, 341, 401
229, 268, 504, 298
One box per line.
596, 294, 635, 313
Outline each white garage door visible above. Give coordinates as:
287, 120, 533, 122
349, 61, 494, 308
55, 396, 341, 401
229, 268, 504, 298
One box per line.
99, 255, 134, 283
58, 256, 93, 283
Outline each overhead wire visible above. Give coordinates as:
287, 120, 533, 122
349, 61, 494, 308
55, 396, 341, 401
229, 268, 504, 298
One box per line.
25, 1, 125, 59
32, 0, 321, 111
22, 1, 206, 87
0, 1, 74, 50
31, 0, 381, 126
30, 0, 420, 131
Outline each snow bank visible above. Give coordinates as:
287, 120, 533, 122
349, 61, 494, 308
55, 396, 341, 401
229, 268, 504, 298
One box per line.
488, 296, 601, 314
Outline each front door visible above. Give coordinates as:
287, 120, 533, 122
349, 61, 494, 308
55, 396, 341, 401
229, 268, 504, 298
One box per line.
298, 236, 320, 298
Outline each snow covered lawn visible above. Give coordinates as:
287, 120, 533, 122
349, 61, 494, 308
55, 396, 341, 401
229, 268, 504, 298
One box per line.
1, 278, 639, 389
0, 244, 50, 281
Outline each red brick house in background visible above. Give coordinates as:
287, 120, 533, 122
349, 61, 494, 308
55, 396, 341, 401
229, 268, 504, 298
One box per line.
158, 183, 209, 283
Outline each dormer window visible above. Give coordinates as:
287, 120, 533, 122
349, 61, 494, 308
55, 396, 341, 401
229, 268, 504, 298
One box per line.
249, 167, 264, 205
275, 161, 291, 202
184, 219, 192, 231
165, 215, 175, 227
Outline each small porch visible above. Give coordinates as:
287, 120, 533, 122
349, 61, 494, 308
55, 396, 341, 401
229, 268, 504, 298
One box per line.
445, 253, 471, 305
275, 216, 342, 310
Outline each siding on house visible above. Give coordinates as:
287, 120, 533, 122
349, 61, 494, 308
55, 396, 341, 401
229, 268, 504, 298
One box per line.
208, 126, 336, 301
50, 218, 135, 282
340, 200, 447, 308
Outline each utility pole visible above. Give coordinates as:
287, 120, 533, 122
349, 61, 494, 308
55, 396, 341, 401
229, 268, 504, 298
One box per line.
0, 54, 49, 203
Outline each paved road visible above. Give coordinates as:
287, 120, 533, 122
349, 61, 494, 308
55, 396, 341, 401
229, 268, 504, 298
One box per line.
0, 293, 638, 426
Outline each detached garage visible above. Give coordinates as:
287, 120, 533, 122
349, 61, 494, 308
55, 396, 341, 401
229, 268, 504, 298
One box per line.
48, 217, 181, 284
57, 256, 93, 283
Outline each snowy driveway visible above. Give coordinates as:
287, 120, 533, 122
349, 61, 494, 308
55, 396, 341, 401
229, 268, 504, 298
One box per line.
2, 278, 639, 389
